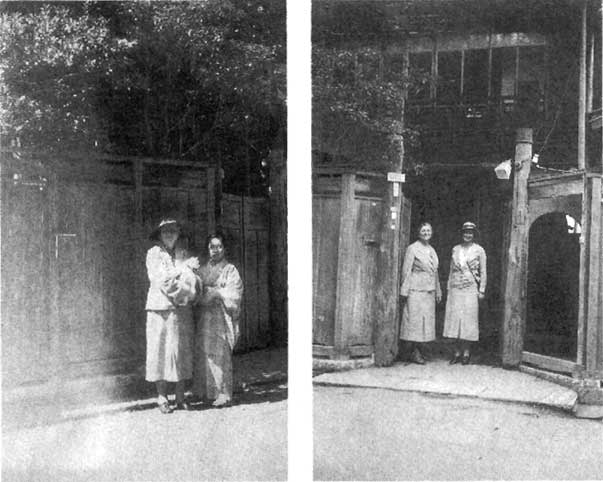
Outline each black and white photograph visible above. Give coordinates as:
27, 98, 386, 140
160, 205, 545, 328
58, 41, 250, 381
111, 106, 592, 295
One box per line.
1, 1, 287, 480
3, 0, 603, 480
311, 1, 603, 480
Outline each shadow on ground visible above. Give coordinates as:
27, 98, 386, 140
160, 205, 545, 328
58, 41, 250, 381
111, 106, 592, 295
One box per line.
4, 347, 287, 431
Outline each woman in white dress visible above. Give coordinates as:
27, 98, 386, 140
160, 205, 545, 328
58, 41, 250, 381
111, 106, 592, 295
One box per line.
399, 222, 442, 364
443, 221, 487, 365
145, 219, 200, 413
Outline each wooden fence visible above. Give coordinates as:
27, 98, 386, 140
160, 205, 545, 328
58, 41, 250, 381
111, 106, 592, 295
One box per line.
1, 153, 217, 386
222, 194, 272, 352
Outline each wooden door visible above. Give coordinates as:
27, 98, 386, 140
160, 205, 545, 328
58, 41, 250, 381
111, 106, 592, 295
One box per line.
56, 182, 142, 376
346, 197, 383, 347
312, 194, 341, 346
1, 164, 52, 385
221, 194, 271, 352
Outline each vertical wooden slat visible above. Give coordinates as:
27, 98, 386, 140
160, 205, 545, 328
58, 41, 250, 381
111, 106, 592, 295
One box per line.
312, 193, 340, 347
49, 172, 63, 382
333, 173, 356, 359
431, 37, 438, 103
577, 174, 589, 366
588, 32, 595, 112
268, 147, 287, 346
586, 176, 602, 373
502, 128, 533, 367
514, 46, 520, 98
579, 0, 588, 169
487, 32, 493, 99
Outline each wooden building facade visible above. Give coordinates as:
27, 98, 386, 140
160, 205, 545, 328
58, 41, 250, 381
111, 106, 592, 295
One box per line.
313, 0, 603, 406
1, 150, 283, 390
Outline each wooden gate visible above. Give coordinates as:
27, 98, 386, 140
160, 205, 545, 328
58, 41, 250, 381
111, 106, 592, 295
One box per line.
1, 153, 216, 386
221, 194, 271, 352
312, 170, 393, 359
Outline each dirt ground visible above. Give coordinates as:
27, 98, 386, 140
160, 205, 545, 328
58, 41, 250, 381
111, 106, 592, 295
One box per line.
314, 385, 603, 481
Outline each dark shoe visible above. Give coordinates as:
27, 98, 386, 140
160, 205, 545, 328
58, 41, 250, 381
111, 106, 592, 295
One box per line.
461, 354, 471, 365
410, 348, 426, 365
449, 353, 461, 365
175, 401, 191, 411
158, 402, 173, 414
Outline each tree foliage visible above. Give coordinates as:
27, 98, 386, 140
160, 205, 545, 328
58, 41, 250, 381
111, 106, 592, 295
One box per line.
1, 1, 285, 195
312, 44, 428, 172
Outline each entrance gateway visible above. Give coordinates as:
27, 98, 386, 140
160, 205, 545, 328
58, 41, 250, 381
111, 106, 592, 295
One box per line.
313, 129, 601, 384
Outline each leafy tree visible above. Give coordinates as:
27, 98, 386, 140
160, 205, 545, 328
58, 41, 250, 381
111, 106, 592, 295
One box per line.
312, 44, 427, 172
312, 2, 432, 172
0, 1, 285, 195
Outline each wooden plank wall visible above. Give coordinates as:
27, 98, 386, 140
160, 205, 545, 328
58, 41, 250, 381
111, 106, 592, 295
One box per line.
1, 165, 52, 385
1, 155, 215, 385
221, 194, 271, 352
56, 183, 142, 376
268, 148, 287, 347
311, 194, 341, 347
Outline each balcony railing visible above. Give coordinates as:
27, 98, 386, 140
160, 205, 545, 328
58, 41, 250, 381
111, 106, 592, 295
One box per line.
406, 98, 578, 170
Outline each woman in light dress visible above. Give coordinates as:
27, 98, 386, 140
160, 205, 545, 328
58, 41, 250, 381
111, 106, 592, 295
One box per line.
193, 234, 243, 407
399, 222, 442, 364
145, 219, 201, 413
443, 221, 487, 365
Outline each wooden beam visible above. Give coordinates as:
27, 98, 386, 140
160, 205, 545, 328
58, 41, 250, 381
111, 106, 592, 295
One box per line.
312, 345, 335, 358
333, 173, 356, 359
586, 176, 602, 372
579, 0, 588, 169
391, 32, 547, 54
502, 128, 533, 368
577, 173, 589, 366
521, 351, 578, 374
587, 32, 595, 113
373, 47, 410, 367
349, 345, 374, 357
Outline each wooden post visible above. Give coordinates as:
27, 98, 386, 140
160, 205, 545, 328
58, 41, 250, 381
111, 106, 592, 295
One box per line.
373, 47, 410, 367
333, 173, 356, 359
577, 173, 589, 367
579, 0, 588, 169
501, 128, 533, 368
588, 32, 595, 113
269, 146, 288, 347
586, 175, 602, 374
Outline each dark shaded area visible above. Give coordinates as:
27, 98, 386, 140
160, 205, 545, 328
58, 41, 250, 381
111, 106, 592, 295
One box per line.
525, 212, 580, 360
406, 168, 509, 352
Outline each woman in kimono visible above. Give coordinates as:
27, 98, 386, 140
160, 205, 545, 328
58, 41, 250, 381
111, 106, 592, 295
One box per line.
145, 219, 200, 413
443, 221, 487, 365
399, 222, 442, 364
193, 234, 243, 407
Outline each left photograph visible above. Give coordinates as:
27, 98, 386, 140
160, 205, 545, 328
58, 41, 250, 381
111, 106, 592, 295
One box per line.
1, 1, 287, 480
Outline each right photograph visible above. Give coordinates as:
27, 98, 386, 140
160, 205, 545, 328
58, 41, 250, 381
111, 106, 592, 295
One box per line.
311, 0, 603, 480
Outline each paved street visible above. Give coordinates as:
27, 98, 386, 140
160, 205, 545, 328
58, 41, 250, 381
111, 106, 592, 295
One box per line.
314, 385, 603, 481
3, 382, 287, 482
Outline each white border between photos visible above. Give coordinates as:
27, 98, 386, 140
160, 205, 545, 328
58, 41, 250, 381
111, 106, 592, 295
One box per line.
287, 1, 313, 480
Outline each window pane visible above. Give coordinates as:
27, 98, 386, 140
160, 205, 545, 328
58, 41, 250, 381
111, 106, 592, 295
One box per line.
437, 51, 461, 103
491, 47, 517, 99
518, 46, 545, 110
464, 49, 489, 103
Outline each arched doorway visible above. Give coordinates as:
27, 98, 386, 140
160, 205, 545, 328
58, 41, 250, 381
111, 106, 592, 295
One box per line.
525, 212, 581, 362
